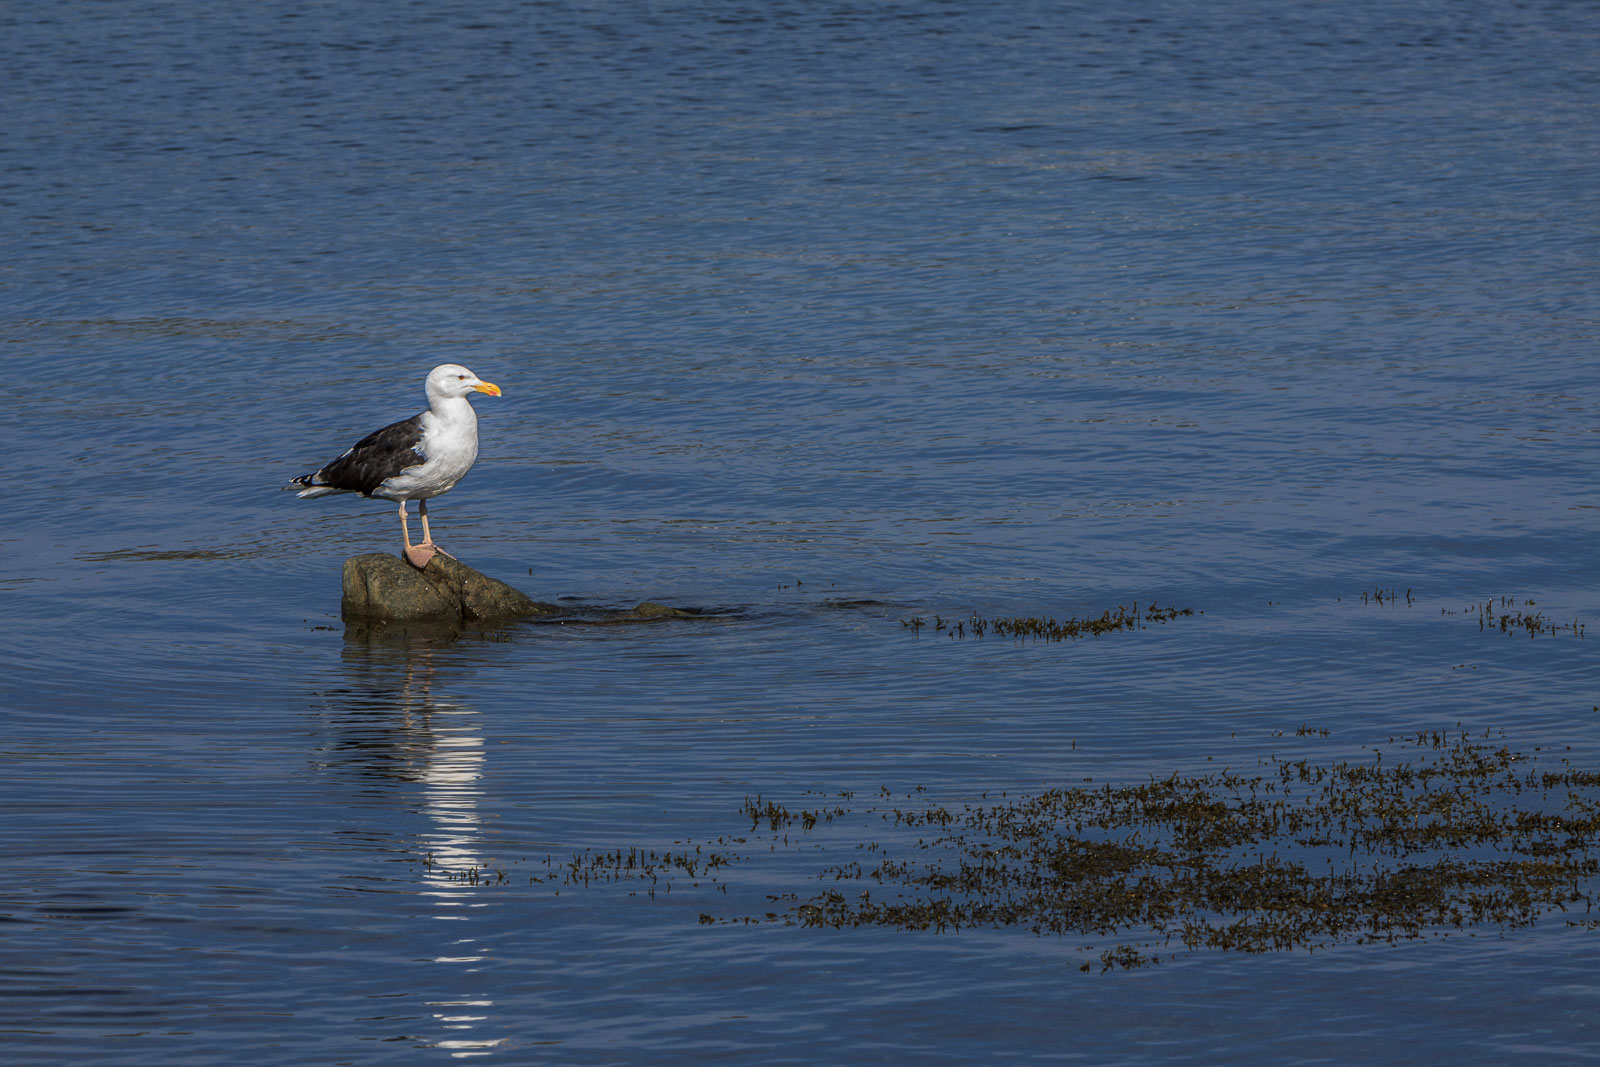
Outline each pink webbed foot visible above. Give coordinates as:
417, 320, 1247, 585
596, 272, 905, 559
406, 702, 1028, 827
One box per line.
403, 542, 456, 569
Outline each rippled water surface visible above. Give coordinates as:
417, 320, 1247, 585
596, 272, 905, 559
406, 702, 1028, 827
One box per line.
4, 2, 1600, 1062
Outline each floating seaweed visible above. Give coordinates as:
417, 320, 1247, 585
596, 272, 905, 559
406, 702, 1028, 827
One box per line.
722, 730, 1600, 969
1357, 587, 1413, 606
1433, 595, 1587, 639
904, 603, 1195, 642
1351, 588, 1585, 640
1471, 597, 1585, 639
419, 729, 1600, 973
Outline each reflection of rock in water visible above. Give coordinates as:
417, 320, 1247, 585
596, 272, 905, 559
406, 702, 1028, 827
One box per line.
316, 629, 456, 783
322, 628, 504, 1057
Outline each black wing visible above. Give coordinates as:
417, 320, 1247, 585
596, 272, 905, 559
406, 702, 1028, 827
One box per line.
294, 413, 426, 496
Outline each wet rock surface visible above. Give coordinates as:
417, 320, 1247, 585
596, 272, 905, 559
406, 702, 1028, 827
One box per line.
339, 553, 709, 629
341, 553, 561, 624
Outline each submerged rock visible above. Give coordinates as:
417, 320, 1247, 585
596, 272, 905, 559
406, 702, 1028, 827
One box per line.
629, 601, 699, 620
341, 553, 562, 625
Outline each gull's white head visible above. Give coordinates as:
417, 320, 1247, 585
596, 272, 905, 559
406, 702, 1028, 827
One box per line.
426, 363, 502, 401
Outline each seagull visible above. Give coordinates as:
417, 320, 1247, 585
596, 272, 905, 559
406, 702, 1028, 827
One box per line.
290, 364, 502, 568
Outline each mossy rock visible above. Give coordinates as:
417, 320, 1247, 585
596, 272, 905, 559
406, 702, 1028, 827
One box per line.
630, 601, 698, 620
341, 553, 562, 624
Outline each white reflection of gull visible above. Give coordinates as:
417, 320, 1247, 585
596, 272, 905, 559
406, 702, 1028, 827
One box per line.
369, 638, 505, 1060
421, 723, 489, 911
417, 707, 502, 1056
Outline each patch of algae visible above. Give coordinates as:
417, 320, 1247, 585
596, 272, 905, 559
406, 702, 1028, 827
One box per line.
745, 728, 1600, 971
423, 728, 1600, 974
904, 602, 1194, 641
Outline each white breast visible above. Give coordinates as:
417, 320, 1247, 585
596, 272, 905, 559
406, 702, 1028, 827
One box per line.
376, 402, 479, 501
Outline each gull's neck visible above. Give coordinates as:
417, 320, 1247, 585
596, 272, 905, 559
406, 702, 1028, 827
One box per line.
427, 390, 478, 427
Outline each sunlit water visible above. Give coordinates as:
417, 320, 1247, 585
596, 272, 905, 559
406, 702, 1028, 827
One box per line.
4, 2, 1599, 1062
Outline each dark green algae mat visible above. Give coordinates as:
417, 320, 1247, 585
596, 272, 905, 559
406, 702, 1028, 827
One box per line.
399, 593, 1598, 973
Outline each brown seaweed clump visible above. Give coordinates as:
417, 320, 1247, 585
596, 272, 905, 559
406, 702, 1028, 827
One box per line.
904, 603, 1194, 642
1356, 588, 1586, 640
410, 727, 1600, 973
1466, 597, 1586, 639
743, 730, 1600, 970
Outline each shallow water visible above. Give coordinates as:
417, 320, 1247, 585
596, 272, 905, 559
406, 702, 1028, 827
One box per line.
4, 1, 1600, 1062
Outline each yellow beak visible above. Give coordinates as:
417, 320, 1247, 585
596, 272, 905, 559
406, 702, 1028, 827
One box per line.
474, 381, 502, 397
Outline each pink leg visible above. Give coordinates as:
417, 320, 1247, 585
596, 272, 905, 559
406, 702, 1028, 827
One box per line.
402, 500, 438, 569
410, 499, 453, 566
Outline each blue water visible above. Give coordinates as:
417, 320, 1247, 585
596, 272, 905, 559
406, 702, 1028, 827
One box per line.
4, 1, 1600, 1062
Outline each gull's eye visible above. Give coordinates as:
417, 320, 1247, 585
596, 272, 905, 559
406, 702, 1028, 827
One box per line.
457, 374, 467, 380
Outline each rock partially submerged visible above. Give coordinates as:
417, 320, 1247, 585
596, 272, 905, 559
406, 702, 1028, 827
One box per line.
588, 601, 702, 623
340, 553, 710, 629
341, 553, 561, 625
